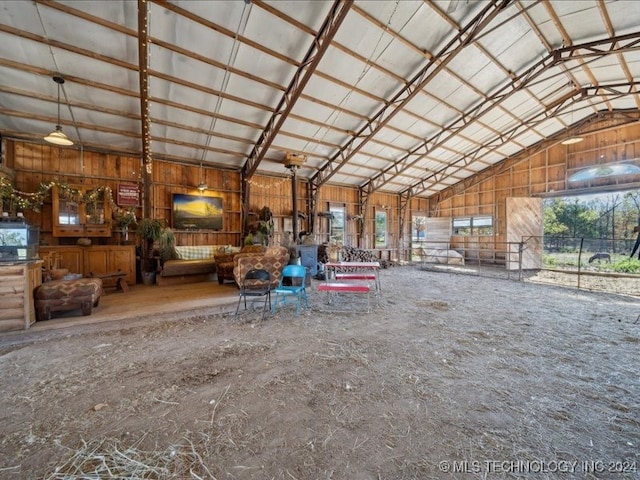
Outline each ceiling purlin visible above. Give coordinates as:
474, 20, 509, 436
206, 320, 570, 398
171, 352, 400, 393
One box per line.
152, 0, 293, 67
429, 110, 640, 208
404, 78, 640, 200
311, 0, 513, 190
35, 0, 135, 35
358, 3, 516, 165
352, 4, 492, 155
368, 32, 640, 197
242, 0, 353, 179
254, 2, 472, 164
596, 0, 640, 110
530, 2, 606, 118
353, 3, 511, 180
0, 24, 137, 72
151, 0, 418, 164
418, 2, 530, 150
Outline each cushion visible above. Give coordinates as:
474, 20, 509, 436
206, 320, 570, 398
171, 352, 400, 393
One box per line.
35, 278, 103, 300
175, 245, 217, 260
161, 258, 216, 277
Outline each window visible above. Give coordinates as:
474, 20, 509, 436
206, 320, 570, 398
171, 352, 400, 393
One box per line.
329, 205, 345, 244
453, 217, 471, 235
375, 210, 387, 247
453, 216, 493, 236
412, 215, 428, 241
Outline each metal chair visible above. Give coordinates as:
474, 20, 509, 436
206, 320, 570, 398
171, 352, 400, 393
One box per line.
271, 264, 309, 316
235, 269, 271, 320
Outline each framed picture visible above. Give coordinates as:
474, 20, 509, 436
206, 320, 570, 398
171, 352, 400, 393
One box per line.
172, 194, 223, 230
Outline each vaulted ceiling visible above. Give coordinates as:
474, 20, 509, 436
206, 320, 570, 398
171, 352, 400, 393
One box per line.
1, 0, 640, 200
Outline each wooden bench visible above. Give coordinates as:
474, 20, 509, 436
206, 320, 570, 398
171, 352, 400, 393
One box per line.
334, 272, 380, 291
317, 282, 372, 312
90, 271, 129, 293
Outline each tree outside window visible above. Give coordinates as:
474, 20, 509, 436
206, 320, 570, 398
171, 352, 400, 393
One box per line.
375, 210, 387, 247
330, 205, 345, 244
412, 215, 427, 241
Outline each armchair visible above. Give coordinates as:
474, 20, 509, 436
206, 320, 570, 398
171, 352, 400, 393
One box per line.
233, 246, 290, 290
216, 245, 266, 284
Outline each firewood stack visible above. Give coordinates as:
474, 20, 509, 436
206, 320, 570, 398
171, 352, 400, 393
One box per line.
318, 244, 390, 268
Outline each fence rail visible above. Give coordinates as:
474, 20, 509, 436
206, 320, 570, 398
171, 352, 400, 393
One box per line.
411, 236, 640, 297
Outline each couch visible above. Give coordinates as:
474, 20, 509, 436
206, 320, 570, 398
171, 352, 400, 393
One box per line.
158, 245, 240, 286
216, 245, 266, 284
233, 246, 290, 290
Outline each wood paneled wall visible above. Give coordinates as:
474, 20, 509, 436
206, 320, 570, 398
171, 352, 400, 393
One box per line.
5, 141, 400, 249
6, 119, 639, 255
431, 120, 640, 248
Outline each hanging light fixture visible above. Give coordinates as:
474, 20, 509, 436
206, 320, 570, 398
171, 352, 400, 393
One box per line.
561, 108, 583, 146
561, 135, 584, 145
44, 75, 73, 146
197, 162, 207, 192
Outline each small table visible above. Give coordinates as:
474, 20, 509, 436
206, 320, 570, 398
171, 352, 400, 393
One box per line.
90, 271, 129, 293
324, 261, 381, 292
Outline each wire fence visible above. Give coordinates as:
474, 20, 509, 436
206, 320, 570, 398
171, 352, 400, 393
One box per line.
411, 236, 640, 297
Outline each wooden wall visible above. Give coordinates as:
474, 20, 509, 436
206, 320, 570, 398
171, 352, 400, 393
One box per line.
431, 119, 640, 252
4, 141, 402, 251
5, 118, 640, 258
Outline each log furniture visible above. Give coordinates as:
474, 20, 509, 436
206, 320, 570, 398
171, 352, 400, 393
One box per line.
0, 260, 43, 332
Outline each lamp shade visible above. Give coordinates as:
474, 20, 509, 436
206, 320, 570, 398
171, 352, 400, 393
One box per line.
44, 126, 74, 146
43, 75, 74, 147
197, 182, 207, 192
561, 136, 583, 145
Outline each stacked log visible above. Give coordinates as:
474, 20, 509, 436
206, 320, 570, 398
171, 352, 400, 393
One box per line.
318, 244, 390, 268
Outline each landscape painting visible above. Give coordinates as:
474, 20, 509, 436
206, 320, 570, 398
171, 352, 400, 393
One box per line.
172, 194, 223, 230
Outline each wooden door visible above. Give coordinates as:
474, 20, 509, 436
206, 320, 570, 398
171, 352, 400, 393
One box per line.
424, 217, 451, 250
109, 246, 136, 283
506, 197, 543, 270
84, 248, 109, 277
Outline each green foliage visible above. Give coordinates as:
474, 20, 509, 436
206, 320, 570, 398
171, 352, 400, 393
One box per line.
611, 257, 640, 274
136, 218, 166, 241
542, 255, 557, 267
136, 218, 170, 272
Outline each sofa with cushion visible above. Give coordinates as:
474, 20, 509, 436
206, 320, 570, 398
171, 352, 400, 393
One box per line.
233, 246, 290, 290
216, 245, 266, 284
158, 245, 240, 286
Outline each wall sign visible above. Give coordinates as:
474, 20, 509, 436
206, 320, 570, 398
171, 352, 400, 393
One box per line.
117, 183, 139, 206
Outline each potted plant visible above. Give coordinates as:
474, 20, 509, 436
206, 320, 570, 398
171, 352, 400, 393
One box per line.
114, 207, 137, 243
136, 218, 168, 285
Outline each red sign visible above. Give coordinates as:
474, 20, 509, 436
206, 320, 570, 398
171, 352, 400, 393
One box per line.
117, 183, 139, 206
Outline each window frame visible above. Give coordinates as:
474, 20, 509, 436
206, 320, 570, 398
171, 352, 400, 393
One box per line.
375, 209, 387, 248
452, 216, 493, 236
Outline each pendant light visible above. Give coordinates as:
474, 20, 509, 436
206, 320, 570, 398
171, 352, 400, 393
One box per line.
44, 75, 74, 146
561, 108, 583, 146
197, 162, 207, 192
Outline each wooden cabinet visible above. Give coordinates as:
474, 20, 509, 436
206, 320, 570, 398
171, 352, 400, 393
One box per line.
40, 245, 135, 285
0, 261, 43, 332
83, 246, 136, 282
52, 185, 111, 237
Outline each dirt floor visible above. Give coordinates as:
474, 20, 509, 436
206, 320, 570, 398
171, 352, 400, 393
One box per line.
1, 266, 639, 479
